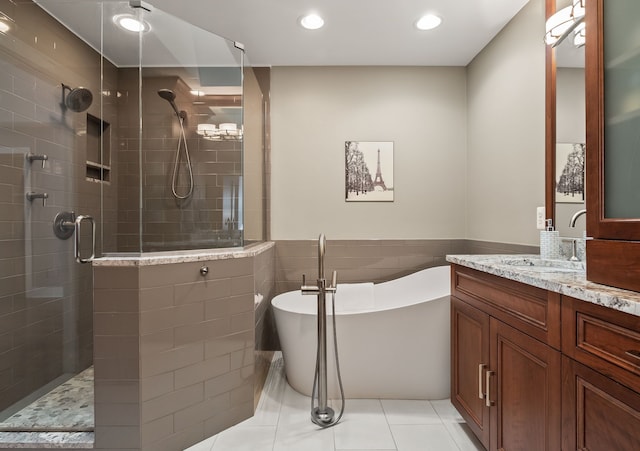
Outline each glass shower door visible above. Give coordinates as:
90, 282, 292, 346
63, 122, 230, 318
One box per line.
0, 0, 102, 434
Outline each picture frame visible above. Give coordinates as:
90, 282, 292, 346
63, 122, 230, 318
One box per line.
555, 142, 585, 204
345, 141, 394, 202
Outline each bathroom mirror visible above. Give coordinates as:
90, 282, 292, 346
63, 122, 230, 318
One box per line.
546, 0, 586, 238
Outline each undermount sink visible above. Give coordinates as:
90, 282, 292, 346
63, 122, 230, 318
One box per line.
497, 256, 585, 273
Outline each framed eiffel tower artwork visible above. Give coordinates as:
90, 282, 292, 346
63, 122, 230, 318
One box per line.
555, 142, 585, 204
345, 141, 394, 202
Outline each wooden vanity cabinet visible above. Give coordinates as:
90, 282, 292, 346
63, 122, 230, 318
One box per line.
451, 264, 640, 450
561, 295, 640, 450
451, 265, 562, 451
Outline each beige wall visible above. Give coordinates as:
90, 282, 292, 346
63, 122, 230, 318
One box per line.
270, 1, 546, 246
466, 0, 546, 246
270, 66, 468, 240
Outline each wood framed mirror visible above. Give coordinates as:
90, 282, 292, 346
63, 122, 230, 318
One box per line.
545, 0, 586, 237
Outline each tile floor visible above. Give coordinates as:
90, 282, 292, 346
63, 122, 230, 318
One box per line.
185, 353, 484, 451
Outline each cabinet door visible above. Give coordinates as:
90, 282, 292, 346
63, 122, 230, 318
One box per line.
585, 0, 640, 291
563, 356, 640, 451
489, 318, 561, 451
451, 296, 490, 449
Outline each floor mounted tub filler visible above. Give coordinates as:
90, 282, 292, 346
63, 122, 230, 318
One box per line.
272, 265, 451, 400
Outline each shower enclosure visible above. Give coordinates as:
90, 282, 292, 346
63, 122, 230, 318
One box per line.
0, 0, 259, 440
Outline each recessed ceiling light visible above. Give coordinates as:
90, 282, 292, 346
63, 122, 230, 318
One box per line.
416, 14, 442, 31
299, 14, 324, 30
113, 14, 150, 33
0, 21, 10, 34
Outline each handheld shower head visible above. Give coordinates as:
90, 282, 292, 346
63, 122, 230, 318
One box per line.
157, 88, 176, 102
157, 89, 186, 120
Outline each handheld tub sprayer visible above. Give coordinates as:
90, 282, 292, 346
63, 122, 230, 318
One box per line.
301, 234, 346, 427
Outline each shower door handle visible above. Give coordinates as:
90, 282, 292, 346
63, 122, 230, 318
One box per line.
53, 211, 96, 263
74, 215, 95, 264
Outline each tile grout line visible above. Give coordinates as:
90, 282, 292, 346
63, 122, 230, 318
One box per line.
383, 401, 400, 451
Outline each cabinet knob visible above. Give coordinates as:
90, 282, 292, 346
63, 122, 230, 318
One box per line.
200, 265, 209, 276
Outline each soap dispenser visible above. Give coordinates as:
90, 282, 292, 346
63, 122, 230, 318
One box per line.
540, 219, 560, 260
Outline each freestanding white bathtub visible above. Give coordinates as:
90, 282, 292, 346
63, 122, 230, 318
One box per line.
271, 265, 451, 400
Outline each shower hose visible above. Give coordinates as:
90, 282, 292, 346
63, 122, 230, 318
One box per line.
310, 291, 346, 428
171, 116, 194, 199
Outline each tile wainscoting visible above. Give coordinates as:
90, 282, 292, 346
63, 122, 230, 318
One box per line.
49, 239, 533, 451
273, 239, 538, 295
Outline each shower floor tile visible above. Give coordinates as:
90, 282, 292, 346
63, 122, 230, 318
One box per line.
0, 367, 94, 432
185, 353, 484, 451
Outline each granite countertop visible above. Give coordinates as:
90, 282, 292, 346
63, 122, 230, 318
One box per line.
92, 241, 274, 266
446, 254, 640, 318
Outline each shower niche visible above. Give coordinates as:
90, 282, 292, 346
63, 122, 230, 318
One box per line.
85, 114, 111, 183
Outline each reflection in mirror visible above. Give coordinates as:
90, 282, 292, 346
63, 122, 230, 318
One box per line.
554, 0, 585, 238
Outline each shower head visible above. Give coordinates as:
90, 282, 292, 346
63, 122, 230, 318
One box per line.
157, 89, 187, 120
157, 88, 176, 103
61, 84, 93, 112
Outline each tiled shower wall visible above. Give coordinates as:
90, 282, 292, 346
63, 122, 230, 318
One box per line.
0, 0, 117, 412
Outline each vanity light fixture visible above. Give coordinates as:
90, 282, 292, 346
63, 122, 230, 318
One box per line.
544, 0, 585, 48
299, 14, 324, 30
573, 21, 585, 47
415, 14, 442, 31
197, 123, 243, 141
0, 12, 13, 34
113, 14, 150, 33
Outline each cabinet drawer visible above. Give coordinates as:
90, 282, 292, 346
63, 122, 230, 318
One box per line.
451, 265, 561, 349
562, 295, 640, 393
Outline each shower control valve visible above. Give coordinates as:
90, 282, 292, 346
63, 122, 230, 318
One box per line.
26, 191, 49, 206
26, 153, 49, 168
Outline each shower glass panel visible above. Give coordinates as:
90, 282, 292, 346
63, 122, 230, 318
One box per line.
136, 6, 244, 252
0, 0, 246, 439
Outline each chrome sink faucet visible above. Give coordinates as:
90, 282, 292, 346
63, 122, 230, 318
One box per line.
569, 209, 587, 227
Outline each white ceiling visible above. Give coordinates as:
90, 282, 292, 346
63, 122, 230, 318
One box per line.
40, 0, 532, 68
149, 0, 530, 66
